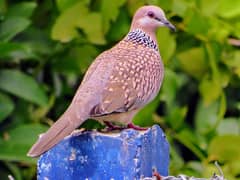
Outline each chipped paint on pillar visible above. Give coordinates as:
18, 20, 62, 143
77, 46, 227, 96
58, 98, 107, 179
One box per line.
38, 125, 169, 180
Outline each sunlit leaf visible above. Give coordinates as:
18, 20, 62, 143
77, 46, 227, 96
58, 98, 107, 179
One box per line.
186, 10, 210, 35
217, 0, 240, 18
200, 0, 219, 16
177, 47, 207, 79
222, 50, 240, 78
217, 118, 240, 135
52, 1, 105, 44
0, 92, 14, 123
51, 2, 87, 42
199, 77, 222, 105
0, 70, 48, 106
56, 0, 81, 12
208, 135, 240, 162
76, 12, 106, 44
157, 28, 176, 64
171, 0, 189, 16
101, 0, 126, 34
156, 0, 173, 11
126, 0, 146, 15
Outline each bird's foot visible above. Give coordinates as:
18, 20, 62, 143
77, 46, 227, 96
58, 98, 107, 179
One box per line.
127, 122, 148, 131
103, 122, 148, 132
152, 168, 162, 180
104, 121, 124, 131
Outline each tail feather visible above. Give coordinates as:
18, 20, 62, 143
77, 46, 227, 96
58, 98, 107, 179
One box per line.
27, 112, 83, 157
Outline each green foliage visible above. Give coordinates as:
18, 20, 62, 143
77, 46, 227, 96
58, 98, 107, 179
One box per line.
0, 0, 240, 179
0, 70, 48, 106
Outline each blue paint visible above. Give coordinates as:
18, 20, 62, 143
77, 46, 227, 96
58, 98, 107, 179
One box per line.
38, 125, 169, 180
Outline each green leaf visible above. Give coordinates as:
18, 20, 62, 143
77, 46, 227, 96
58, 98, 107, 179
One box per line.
76, 12, 106, 44
0, 42, 37, 60
53, 45, 98, 74
73, 45, 99, 73
4, 162, 22, 180
0, 0, 7, 14
157, 28, 176, 64
0, 92, 14, 123
107, 8, 129, 41
195, 99, 220, 135
101, 0, 126, 34
174, 128, 206, 160
169, 142, 184, 174
0, 124, 48, 163
166, 106, 187, 130
51, 1, 88, 42
208, 18, 232, 42
0, 17, 30, 42
186, 10, 210, 35
156, 0, 173, 11
217, 118, 240, 135
177, 47, 207, 79
56, 0, 80, 12
172, 0, 189, 16
217, 0, 240, 18
6, 2, 37, 18
208, 135, 240, 162
126, 0, 146, 16
133, 95, 160, 127
0, 70, 48, 106
200, 0, 219, 16
52, 1, 105, 44
223, 50, 240, 78
160, 68, 186, 106
199, 77, 222, 105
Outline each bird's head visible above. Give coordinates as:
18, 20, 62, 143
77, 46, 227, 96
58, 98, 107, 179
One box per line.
131, 5, 176, 33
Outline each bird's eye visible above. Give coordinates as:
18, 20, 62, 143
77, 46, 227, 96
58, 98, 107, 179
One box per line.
147, 11, 155, 18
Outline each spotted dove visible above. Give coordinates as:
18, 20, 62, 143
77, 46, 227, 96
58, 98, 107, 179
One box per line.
28, 5, 175, 157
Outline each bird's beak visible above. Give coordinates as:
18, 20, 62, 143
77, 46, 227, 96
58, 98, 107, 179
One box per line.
162, 20, 176, 32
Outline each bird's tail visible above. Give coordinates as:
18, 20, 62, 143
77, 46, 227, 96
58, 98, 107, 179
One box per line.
27, 107, 85, 157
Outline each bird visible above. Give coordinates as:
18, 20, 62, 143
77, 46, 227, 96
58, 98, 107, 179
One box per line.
27, 5, 175, 157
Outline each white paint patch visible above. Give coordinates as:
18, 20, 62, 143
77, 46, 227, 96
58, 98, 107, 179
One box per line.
40, 162, 52, 172
79, 155, 88, 164
69, 148, 76, 161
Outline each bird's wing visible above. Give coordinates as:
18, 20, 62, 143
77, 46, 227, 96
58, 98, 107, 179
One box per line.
88, 49, 141, 116
69, 42, 140, 117
71, 47, 124, 108
90, 78, 138, 116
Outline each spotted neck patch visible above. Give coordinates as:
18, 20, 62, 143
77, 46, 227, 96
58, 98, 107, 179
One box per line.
125, 29, 158, 51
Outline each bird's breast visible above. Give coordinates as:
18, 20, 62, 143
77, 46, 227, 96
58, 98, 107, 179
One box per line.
111, 42, 164, 108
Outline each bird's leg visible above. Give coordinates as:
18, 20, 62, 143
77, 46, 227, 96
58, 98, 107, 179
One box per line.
103, 122, 148, 131
152, 167, 162, 180
104, 121, 124, 131
127, 122, 148, 130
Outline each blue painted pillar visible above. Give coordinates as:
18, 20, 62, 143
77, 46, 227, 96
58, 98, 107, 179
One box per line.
38, 125, 169, 180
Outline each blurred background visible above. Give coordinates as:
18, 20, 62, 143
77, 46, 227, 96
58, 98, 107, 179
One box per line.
0, 0, 240, 179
